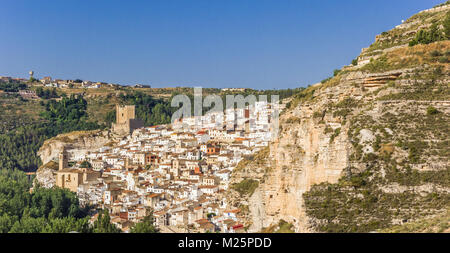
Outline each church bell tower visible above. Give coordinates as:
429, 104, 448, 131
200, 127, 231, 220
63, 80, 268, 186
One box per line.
59, 148, 68, 171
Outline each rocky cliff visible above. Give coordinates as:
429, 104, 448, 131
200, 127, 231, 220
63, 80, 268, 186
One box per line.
35, 130, 116, 188
228, 3, 450, 232
38, 129, 114, 165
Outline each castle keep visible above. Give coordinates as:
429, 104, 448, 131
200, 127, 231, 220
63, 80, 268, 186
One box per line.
112, 105, 145, 135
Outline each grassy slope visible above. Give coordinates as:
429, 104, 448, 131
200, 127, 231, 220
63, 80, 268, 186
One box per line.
294, 4, 450, 233
380, 209, 450, 233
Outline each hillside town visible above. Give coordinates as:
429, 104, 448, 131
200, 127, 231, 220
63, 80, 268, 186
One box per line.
49, 100, 283, 233
0, 73, 150, 90
0, 73, 248, 97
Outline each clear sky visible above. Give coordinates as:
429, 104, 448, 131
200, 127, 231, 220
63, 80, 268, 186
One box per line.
0, 0, 444, 89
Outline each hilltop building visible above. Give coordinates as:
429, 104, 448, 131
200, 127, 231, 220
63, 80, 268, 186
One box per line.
112, 105, 144, 135
40, 76, 52, 84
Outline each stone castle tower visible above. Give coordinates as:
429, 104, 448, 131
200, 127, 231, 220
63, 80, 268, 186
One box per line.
112, 104, 144, 135
59, 147, 68, 171
116, 105, 136, 124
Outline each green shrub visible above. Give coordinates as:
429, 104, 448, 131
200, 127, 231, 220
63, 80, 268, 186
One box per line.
321, 77, 332, 84
313, 111, 323, 119
426, 106, 439, 115
333, 69, 342, 77
329, 128, 341, 143
232, 179, 259, 196
444, 11, 450, 39
438, 56, 449, 63
409, 24, 445, 47
361, 56, 390, 72
275, 220, 295, 233
80, 161, 92, 169
430, 50, 442, 57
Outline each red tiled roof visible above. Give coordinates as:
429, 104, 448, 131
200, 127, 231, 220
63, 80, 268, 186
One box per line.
232, 224, 244, 230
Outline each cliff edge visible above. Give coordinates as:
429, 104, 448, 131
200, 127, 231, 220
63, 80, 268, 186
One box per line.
228, 3, 450, 232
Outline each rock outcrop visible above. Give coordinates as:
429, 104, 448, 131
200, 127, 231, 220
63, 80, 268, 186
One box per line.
35, 161, 59, 188
228, 4, 450, 233
36, 130, 115, 188
38, 130, 113, 165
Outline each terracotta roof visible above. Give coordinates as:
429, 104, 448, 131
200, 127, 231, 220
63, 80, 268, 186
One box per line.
195, 218, 209, 224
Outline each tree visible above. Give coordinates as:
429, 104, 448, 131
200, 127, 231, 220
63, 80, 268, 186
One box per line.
92, 209, 121, 233
130, 212, 159, 233
43, 217, 92, 233
409, 23, 445, 46
104, 110, 116, 125
0, 214, 17, 233
9, 217, 47, 233
444, 11, 450, 39
428, 23, 444, 42
35, 87, 59, 99
80, 161, 92, 169
0, 169, 92, 233
0, 80, 27, 92
50, 88, 57, 98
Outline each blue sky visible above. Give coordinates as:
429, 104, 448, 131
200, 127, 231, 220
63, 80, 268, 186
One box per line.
0, 0, 444, 89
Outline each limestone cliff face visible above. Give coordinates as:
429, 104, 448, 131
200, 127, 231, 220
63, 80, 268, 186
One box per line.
36, 130, 114, 188
35, 161, 58, 188
229, 4, 450, 233
38, 130, 113, 165
255, 116, 350, 232
230, 75, 360, 232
